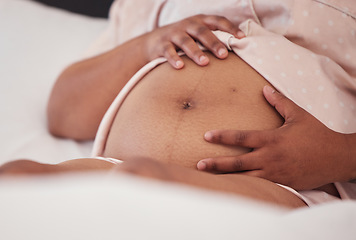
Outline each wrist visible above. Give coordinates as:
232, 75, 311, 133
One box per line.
135, 32, 155, 63
112, 33, 152, 66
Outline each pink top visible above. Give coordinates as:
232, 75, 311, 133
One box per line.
87, 0, 356, 201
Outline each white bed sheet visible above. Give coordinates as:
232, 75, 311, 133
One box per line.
0, 1, 356, 239
1, 173, 356, 240
0, 0, 106, 164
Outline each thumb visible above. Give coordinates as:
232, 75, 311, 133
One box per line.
263, 85, 298, 121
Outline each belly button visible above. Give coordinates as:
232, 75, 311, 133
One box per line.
182, 101, 193, 110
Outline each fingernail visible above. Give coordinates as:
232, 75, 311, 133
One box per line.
264, 85, 276, 94
175, 60, 184, 68
197, 161, 207, 170
218, 48, 227, 57
204, 131, 213, 141
199, 55, 209, 64
237, 31, 245, 39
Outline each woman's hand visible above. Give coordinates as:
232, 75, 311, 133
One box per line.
143, 14, 244, 69
197, 86, 356, 190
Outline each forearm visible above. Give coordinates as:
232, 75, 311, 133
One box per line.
345, 133, 356, 182
47, 34, 151, 140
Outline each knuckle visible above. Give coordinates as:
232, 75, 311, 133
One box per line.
209, 15, 231, 26
210, 40, 223, 51
215, 15, 229, 24
234, 132, 247, 144
184, 17, 197, 26
278, 98, 290, 110
218, 17, 233, 27
213, 133, 223, 143
195, 25, 210, 35
210, 161, 217, 171
178, 35, 192, 45
233, 158, 243, 170
192, 49, 203, 56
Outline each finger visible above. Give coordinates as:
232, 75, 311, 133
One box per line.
186, 25, 228, 59
201, 15, 240, 38
197, 153, 260, 173
171, 34, 209, 66
236, 31, 246, 39
263, 85, 300, 122
162, 43, 185, 69
238, 170, 264, 178
204, 129, 270, 148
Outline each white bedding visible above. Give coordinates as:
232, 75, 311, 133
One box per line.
0, 0, 102, 164
0, 0, 356, 239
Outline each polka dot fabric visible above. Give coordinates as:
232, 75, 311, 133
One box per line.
226, 0, 356, 134
226, 19, 356, 133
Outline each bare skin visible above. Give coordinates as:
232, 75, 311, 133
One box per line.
0, 159, 114, 176
0, 158, 306, 209
198, 86, 356, 191
47, 14, 243, 140
103, 53, 283, 168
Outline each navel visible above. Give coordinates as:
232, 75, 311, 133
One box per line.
182, 101, 193, 110
179, 99, 195, 110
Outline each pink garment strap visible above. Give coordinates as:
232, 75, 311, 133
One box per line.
92, 58, 167, 157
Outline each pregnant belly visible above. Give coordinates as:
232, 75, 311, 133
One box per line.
103, 52, 283, 169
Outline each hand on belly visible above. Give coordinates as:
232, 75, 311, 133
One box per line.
104, 52, 283, 169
